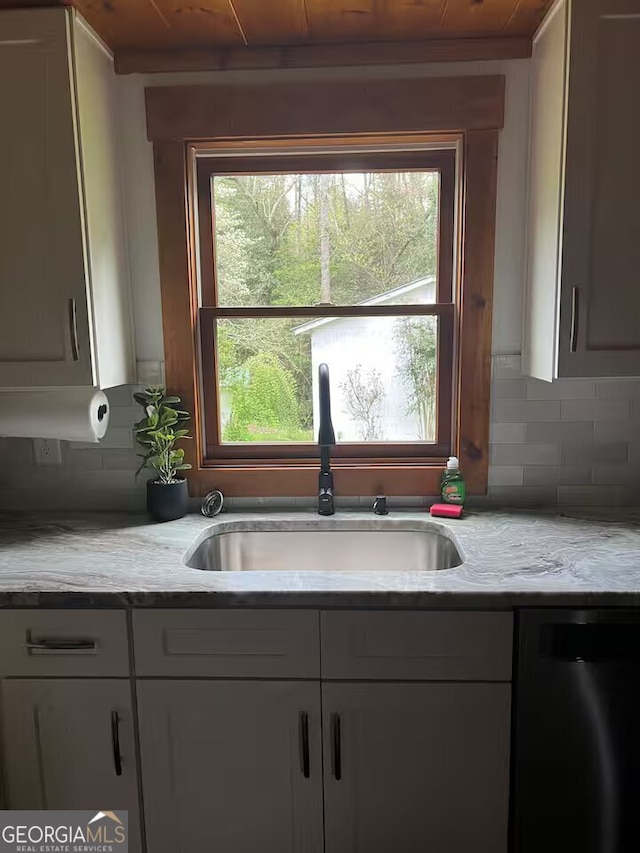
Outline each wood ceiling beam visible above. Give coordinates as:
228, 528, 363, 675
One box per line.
115, 34, 530, 75
145, 74, 506, 141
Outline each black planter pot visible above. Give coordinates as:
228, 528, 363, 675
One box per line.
147, 478, 189, 522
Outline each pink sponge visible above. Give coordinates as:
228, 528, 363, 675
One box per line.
430, 503, 464, 519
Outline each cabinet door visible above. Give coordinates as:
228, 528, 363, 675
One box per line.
0, 9, 93, 387
72, 14, 134, 389
322, 682, 511, 853
1, 679, 141, 852
138, 680, 323, 853
523, 0, 568, 381
559, 0, 640, 377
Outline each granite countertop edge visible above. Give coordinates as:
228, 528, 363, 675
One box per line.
0, 508, 639, 608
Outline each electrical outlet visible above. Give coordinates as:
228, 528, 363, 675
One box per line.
33, 438, 63, 466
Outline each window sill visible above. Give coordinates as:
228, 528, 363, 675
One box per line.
191, 460, 483, 498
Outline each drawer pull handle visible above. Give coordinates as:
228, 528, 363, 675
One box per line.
68, 297, 80, 362
330, 712, 342, 781
111, 711, 123, 777
25, 638, 97, 654
570, 286, 579, 353
299, 711, 310, 778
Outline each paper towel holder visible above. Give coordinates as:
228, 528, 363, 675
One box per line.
97, 404, 108, 422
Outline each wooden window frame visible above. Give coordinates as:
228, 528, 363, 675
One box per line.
197, 149, 455, 462
147, 75, 503, 497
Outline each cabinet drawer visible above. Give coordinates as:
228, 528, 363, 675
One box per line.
0, 610, 129, 677
321, 611, 513, 681
133, 610, 320, 678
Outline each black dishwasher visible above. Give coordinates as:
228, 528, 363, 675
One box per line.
513, 609, 640, 853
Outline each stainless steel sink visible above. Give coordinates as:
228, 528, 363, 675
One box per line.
184, 520, 463, 572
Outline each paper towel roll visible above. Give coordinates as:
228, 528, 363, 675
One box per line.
0, 387, 110, 442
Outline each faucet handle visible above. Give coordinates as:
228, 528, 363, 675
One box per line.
319, 490, 335, 516
372, 496, 388, 516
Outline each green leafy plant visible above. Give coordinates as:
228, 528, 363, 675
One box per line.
133, 387, 192, 484
223, 353, 302, 442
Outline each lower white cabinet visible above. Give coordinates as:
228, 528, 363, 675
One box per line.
0, 610, 513, 853
137, 679, 511, 853
137, 680, 324, 853
322, 682, 512, 853
1, 679, 142, 853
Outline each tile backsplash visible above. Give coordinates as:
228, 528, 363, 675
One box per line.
488, 355, 639, 506
0, 355, 638, 511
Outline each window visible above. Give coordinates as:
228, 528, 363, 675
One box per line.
197, 149, 456, 462
146, 75, 502, 496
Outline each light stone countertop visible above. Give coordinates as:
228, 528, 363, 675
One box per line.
0, 508, 639, 608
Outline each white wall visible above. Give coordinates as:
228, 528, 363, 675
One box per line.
116, 57, 531, 371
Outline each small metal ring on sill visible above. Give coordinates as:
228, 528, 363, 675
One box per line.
201, 490, 224, 518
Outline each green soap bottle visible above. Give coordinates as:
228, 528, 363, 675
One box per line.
441, 456, 466, 505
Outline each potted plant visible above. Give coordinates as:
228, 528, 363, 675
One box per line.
134, 387, 192, 521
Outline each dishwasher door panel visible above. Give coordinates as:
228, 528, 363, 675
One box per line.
513, 609, 640, 853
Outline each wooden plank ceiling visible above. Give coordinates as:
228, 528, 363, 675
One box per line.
0, 0, 553, 71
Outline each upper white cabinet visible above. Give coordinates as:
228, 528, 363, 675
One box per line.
523, 0, 640, 380
0, 9, 133, 389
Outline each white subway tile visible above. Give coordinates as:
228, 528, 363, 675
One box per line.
560, 399, 630, 422
494, 400, 561, 423
71, 470, 137, 490
592, 464, 640, 486
0, 438, 32, 466
596, 380, 640, 400
559, 466, 593, 486
593, 422, 636, 442
490, 423, 527, 444
384, 497, 429, 508
66, 449, 104, 471
561, 441, 628, 466
492, 379, 528, 400
293, 497, 316, 509
106, 385, 139, 407
525, 421, 594, 443
558, 485, 637, 506
492, 354, 522, 378
136, 360, 165, 386
491, 444, 559, 466
67, 440, 102, 451
525, 465, 595, 486
488, 466, 524, 487
485, 486, 558, 506
523, 466, 559, 486
527, 379, 595, 400
102, 450, 140, 471
230, 497, 297, 510
98, 428, 134, 450
107, 407, 139, 428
